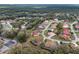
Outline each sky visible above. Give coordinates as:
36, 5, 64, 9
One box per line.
0, 0, 79, 4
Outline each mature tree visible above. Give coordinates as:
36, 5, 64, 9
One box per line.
2, 28, 19, 39
56, 22, 63, 35
16, 30, 28, 43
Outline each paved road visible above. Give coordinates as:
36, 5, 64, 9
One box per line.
70, 21, 78, 40
42, 20, 53, 41
41, 20, 79, 47
70, 21, 79, 43
41, 20, 70, 44
41, 20, 72, 44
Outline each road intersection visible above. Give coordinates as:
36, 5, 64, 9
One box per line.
41, 20, 79, 47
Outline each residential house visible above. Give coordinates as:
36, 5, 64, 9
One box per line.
75, 23, 79, 31
50, 23, 57, 29
31, 30, 40, 37
44, 40, 58, 50
31, 36, 43, 46
63, 23, 69, 28
48, 32, 56, 37
62, 22, 71, 40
